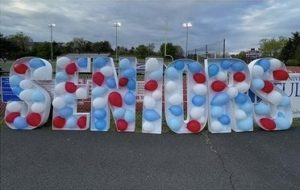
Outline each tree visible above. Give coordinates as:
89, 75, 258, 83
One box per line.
135, 44, 149, 59
231, 51, 246, 62
160, 43, 184, 59
280, 32, 300, 65
259, 37, 287, 58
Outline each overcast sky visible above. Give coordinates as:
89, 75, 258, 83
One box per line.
1, 0, 299, 53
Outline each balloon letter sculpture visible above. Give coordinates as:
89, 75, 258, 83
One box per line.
5, 57, 52, 129
249, 58, 292, 130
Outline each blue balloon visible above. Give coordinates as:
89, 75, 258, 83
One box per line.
277, 112, 285, 118
254, 103, 271, 115
168, 105, 183, 116
218, 114, 231, 125
221, 60, 232, 70
64, 94, 75, 104
56, 71, 68, 83
187, 62, 202, 73
279, 96, 290, 106
257, 59, 270, 71
12, 86, 22, 95
208, 64, 219, 77
9, 75, 23, 87
252, 79, 264, 90
95, 119, 107, 130
149, 70, 163, 81
77, 57, 88, 68
144, 109, 160, 121
127, 79, 136, 90
275, 117, 290, 129
106, 77, 116, 88
31, 91, 45, 102
66, 116, 77, 128
192, 95, 206, 106
94, 109, 107, 119
124, 110, 135, 122
231, 62, 245, 72
174, 61, 184, 71
211, 92, 230, 106
122, 68, 136, 79
29, 58, 45, 69
124, 91, 135, 105
58, 107, 73, 118
237, 117, 253, 131
235, 93, 248, 104
92, 87, 108, 97
211, 106, 223, 118
94, 57, 107, 68
119, 58, 131, 69
113, 108, 125, 119
166, 67, 179, 79
239, 102, 253, 113
13, 116, 28, 129
168, 118, 182, 131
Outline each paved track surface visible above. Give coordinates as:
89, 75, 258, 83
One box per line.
1, 126, 300, 190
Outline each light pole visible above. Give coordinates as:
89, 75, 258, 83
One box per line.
113, 22, 121, 61
48, 23, 56, 61
182, 22, 192, 57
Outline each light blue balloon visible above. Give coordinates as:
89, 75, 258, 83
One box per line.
208, 64, 219, 77
127, 79, 136, 90
77, 57, 88, 68
174, 61, 184, 71
192, 95, 206, 106
211, 106, 223, 118
56, 71, 68, 82
252, 79, 264, 90
187, 62, 202, 73
113, 108, 125, 119
122, 68, 136, 79
13, 116, 28, 129
64, 94, 75, 104
119, 58, 131, 69
257, 59, 270, 71
277, 112, 285, 118
166, 67, 179, 79
221, 60, 232, 70
231, 62, 245, 72
239, 102, 253, 113
275, 117, 290, 129
218, 114, 231, 125
168, 105, 183, 116
29, 58, 45, 69
235, 93, 248, 104
9, 75, 23, 87
237, 117, 253, 131
211, 92, 230, 106
94, 109, 107, 119
168, 118, 182, 131
12, 86, 22, 95
31, 91, 45, 102
149, 70, 163, 81
124, 91, 135, 105
144, 109, 160, 121
92, 87, 108, 97
279, 96, 290, 106
106, 77, 116, 89
58, 107, 73, 118
124, 110, 135, 123
66, 116, 77, 128
254, 102, 271, 115
94, 57, 107, 68
95, 119, 107, 130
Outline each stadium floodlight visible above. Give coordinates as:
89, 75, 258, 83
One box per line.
48, 24, 56, 61
113, 22, 122, 61
182, 22, 192, 57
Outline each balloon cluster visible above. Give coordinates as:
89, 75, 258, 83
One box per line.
249, 58, 292, 130
165, 59, 208, 133
5, 57, 52, 129
142, 58, 164, 133
207, 59, 253, 133
52, 57, 89, 130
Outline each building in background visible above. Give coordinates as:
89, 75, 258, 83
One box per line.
246, 48, 261, 63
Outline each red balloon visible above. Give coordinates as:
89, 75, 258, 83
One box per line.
259, 118, 276, 130
5, 112, 20, 123
65, 62, 78, 75
65, 82, 77, 93
144, 80, 158, 91
77, 116, 87, 129
233, 72, 246, 82
108, 92, 122, 107
14, 63, 28, 74
119, 77, 128, 87
211, 80, 227, 92
193, 73, 206, 83
26, 112, 42, 127
261, 80, 273, 93
53, 116, 66, 128
92, 72, 105, 86
117, 119, 128, 132
273, 69, 289, 81
187, 120, 201, 133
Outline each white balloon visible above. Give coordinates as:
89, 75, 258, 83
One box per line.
6, 101, 22, 112
216, 71, 227, 81
268, 91, 283, 105
144, 96, 156, 109
31, 102, 46, 113
52, 97, 66, 109
76, 87, 88, 99
145, 58, 160, 71
192, 84, 207, 95
54, 82, 66, 95
92, 97, 107, 108
211, 120, 222, 132
152, 90, 162, 100
33, 67, 51, 80
199, 116, 206, 124
168, 94, 182, 105
20, 79, 33, 89
19, 89, 33, 101
100, 66, 113, 77
235, 109, 247, 120
190, 107, 205, 119
227, 87, 238, 98
269, 58, 282, 70
57, 57, 70, 69
166, 81, 177, 93
252, 65, 264, 78
235, 82, 250, 93
142, 121, 154, 132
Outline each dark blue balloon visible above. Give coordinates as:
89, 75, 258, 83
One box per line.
13, 116, 28, 129
124, 91, 135, 105
29, 58, 45, 69
95, 119, 107, 130
257, 59, 270, 71
174, 61, 184, 71
218, 114, 231, 125
187, 62, 202, 73
221, 60, 232, 70
192, 95, 206, 106
58, 107, 73, 118
144, 109, 160, 121
77, 57, 88, 68
94, 109, 107, 119
168, 105, 183, 116
94, 57, 107, 68
208, 64, 219, 77
12, 86, 22, 95
106, 77, 116, 88
127, 79, 136, 90
231, 62, 245, 71
235, 93, 248, 104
